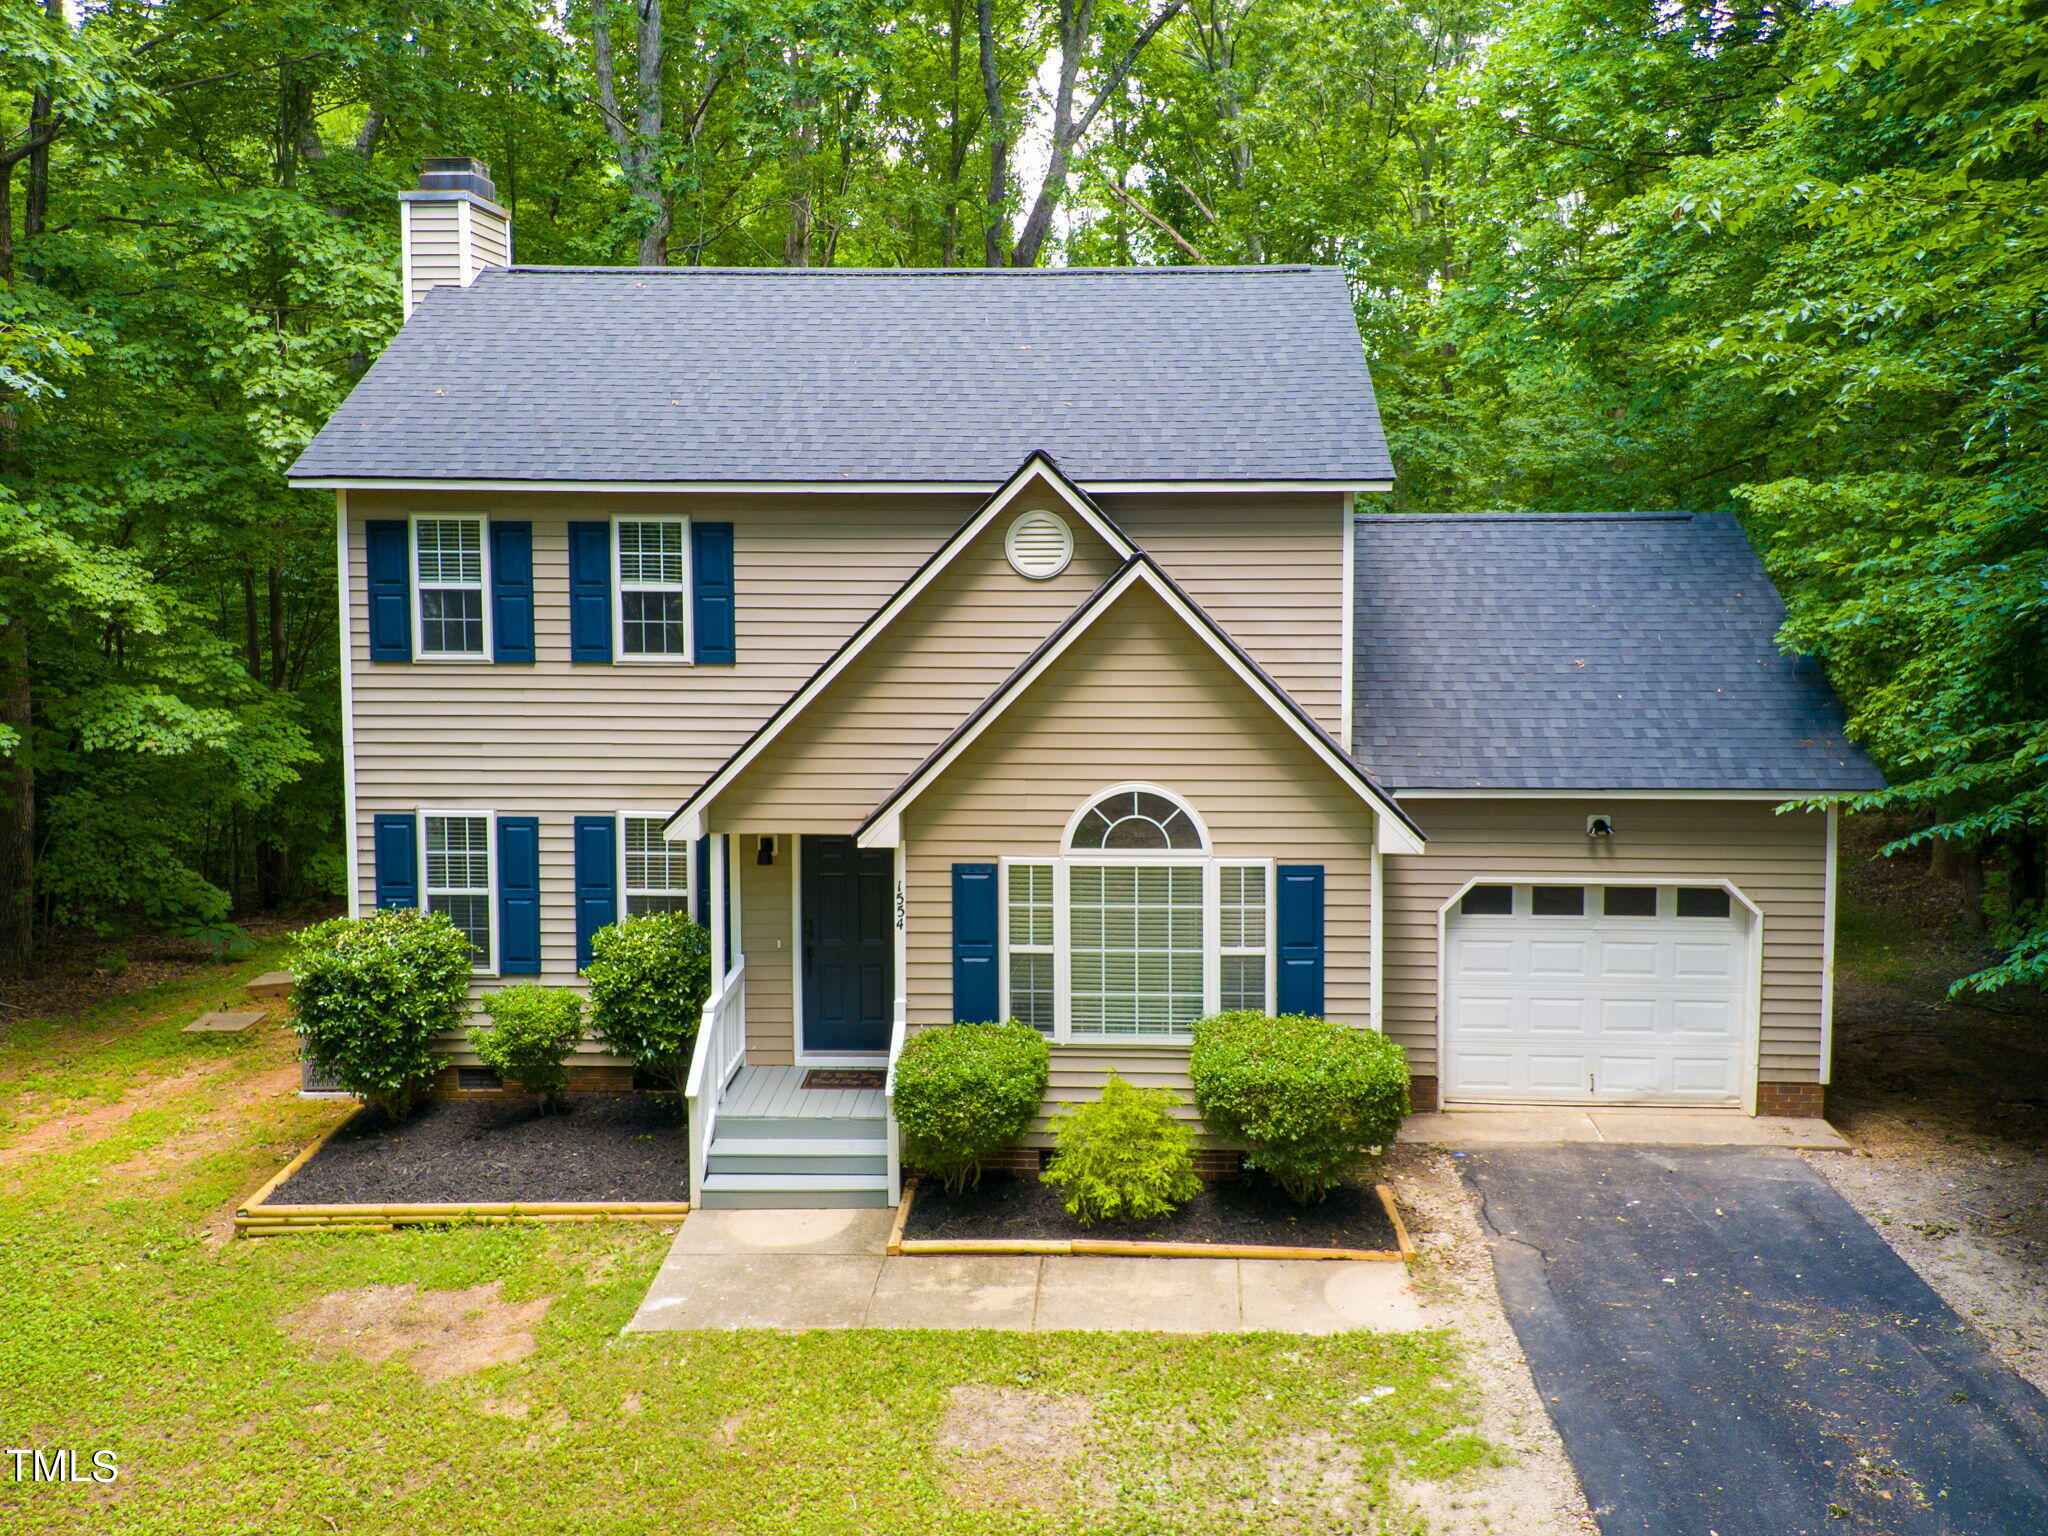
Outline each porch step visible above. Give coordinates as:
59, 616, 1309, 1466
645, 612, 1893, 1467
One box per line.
698, 1171, 892, 1209
715, 1114, 886, 1143
707, 1137, 888, 1177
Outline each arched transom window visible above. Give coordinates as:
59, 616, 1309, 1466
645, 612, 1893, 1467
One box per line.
1006, 788, 1266, 1040
1066, 788, 1206, 852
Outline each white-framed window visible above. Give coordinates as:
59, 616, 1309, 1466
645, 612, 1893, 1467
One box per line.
613, 515, 691, 660
422, 810, 494, 972
621, 813, 692, 916
1000, 788, 1274, 1042
411, 516, 490, 659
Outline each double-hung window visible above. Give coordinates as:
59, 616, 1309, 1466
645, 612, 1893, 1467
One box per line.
1002, 788, 1275, 1041
621, 815, 692, 916
413, 516, 489, 658
614, 517, 690, 659
423, 811, 494, 971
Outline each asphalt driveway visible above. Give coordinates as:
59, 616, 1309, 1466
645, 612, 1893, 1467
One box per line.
1459, 1144, 2048, 1536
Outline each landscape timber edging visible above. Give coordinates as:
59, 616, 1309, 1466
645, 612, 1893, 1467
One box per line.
233, 1113, 690, 1238
885, 1179, 1414, 1262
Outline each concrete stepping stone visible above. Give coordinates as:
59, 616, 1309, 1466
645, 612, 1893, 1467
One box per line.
245, 971, 293, 1003
183, 1009, 264, 1035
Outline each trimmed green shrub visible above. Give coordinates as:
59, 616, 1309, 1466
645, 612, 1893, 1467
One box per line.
288, 909, 474, 1117
1041, 1073, 1202, 1225
584, 913, 714, 1097
468, 985, 584, 1110
893, 1021, 1050, 1193
1189, 1009, 1410, 1202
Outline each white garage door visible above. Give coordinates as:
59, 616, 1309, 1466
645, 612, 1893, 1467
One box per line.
1442, 882, 1751, 1107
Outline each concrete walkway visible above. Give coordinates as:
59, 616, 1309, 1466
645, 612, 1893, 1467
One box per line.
625, 1207, 1423, 1334
1400, 1106, 1851, 1151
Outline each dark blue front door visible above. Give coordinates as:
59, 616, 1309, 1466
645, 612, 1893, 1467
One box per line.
801, 836, 893, 1053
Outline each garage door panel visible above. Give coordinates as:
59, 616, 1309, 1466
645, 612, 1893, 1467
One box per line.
1529, 941, 1589, 977
1525, 1054, 1589, 1093
1443, 894, 1749, 1109
1599, 941, 1659, 978
1597, 997, 1660, 1037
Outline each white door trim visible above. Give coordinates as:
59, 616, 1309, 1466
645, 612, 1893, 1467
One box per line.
1433, 875, 1765, 1114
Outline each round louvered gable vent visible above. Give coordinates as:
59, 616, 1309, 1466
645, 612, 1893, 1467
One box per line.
1006, 510, 1074, 580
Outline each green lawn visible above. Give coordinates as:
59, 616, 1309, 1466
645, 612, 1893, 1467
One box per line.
0, 953, 1497, 1534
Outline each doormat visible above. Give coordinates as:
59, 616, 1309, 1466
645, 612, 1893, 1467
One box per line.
802, 1069, 886, 1090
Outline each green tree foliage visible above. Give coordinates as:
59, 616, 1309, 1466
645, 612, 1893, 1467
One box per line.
584, 912, 713, 1096
288, 907, 474, 1115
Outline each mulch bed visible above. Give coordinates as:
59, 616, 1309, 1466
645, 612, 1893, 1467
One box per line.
902, 1170, 1398, 1252
269, 1094, 687, 1206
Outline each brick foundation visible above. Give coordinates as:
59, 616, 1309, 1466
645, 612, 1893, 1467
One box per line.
428, 1064, 638, 1097
1408, 1075, 1440, 1114
1756, 1081, 1826, 1118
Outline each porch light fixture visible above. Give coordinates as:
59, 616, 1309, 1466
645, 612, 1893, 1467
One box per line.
756, 835, 777, 866
1587, 814, 1615, 840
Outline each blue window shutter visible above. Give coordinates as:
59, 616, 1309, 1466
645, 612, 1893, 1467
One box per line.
1275, 865, 1326, 1017
952, 863, 999, 1023
372, 814, 418, 909
691, 521, 736, 664
497, 816, 541, 974
365, 521, 411, 662
573, 815, 618, 967
694, 835, 711, 926
568, 521, 612, 662
491, 522, 534, 663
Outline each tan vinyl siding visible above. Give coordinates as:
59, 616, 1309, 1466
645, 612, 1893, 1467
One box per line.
738, 850, 795, 1065
1380, 798, 1831, 1085
1107, 494, 1346, 735
710, 511, 1124, 831
402, 200, 510, 311
347, 490, 983, 976
899, 581, 1380, 1141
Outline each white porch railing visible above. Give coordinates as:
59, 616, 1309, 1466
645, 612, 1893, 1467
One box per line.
882, 1004, 908, 1204
685, 957, 748, 1206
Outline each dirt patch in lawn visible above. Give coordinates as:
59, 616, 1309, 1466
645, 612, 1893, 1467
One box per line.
281, 1280, 555, 1383
935, 1383, 1095, 1509
105, 1063, 304, 1193
904, 1170, 1398, 1251
0, 1060, 234, 1175
267, 1093, 687, 1206
1385, 1144, 1598, 1535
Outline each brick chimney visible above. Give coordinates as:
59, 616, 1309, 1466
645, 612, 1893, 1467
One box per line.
397, 157, 511, 317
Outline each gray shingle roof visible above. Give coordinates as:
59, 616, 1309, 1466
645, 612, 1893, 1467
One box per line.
1350, 512, 1885, 792
287, 265, 1392, 485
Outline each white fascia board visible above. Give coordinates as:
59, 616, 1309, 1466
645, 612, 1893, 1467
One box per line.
662, 457, 1134, 840
858, 561, 1425, 855
1393, 788, 1854, 801
287, 476, 1396, 495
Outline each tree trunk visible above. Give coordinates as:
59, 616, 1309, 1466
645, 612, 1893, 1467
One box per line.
977, 0, 1009, 266
941, 0, 965, 265
0, 614, 32, 974
1961, 847, 1987, 937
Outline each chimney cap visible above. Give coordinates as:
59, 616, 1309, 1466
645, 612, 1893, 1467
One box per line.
417, 157, 496, 199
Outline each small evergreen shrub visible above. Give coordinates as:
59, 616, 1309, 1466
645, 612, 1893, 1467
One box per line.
1190, 1009, 1410, 1202
288, 909, 474, 1117
468, 985, 584, 1110
585, 913, 715, 1097
893, 1021, 1050, 1193
1041, 1074, 1202, 1225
